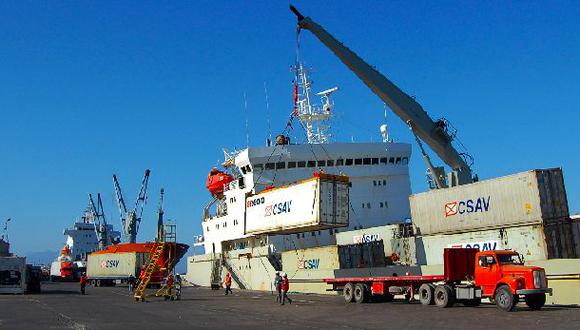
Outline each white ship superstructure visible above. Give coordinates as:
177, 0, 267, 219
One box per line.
187, 62, 413, 289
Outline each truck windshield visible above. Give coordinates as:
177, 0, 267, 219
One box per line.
497, 254, 523, 265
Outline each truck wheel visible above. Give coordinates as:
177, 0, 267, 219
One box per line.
434, 285, 454, 308
418, 284, 435, 305
524, 294, 546, 310
354, 283, 368, 304
96, 280, 101, 287
494, 285, 517, 312
343, 283, 355, 303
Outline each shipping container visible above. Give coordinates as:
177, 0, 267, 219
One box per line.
245, 174, 349, 235
282, 245, 339, 274
338, 241, 386, 269
0, 256, 26, 294
87, 252, 147, 280
410, 168, 570, 236
416, 225, 560, 265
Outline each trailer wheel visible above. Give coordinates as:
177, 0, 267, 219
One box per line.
419, 284, 435, 305
354, 283, 368, 304
524, 294, 546, 310
494, 285, 517, 312
434, 285, 455, 308
343, 282, 355, 303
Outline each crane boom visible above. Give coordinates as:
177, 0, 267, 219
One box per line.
290, 5, 474, 186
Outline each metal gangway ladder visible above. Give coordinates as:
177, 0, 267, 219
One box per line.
134, 224, 178, 302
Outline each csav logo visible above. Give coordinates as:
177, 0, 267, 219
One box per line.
100, 260, 120, 268
264, 201, 292, 217
445, 196, 491, 218
353, 234, 380, 244
297, 259, 320, 269
448, 241, 499, 251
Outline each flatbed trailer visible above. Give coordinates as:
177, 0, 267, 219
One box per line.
324, 248, 552, 312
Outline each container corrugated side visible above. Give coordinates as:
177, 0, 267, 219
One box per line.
417, 225, 550, 265
245, 177, 349, 235
410, 168, 569, 236
87, 252, 140, 279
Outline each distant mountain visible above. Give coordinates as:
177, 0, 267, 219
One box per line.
25, 250, 57, 265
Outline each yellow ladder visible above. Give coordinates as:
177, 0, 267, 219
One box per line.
153, 242, 177, 300
134, 243, 165, 302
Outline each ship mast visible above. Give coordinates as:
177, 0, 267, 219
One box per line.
292, 62, 338, 144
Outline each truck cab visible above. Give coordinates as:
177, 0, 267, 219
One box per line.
474, 250, 551, 311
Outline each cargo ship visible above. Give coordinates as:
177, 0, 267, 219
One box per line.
186, 7, 579, 305
50, 207, 121, 282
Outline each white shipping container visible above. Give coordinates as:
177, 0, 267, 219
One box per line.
417, 225, 550, 265
410, 168, 569, 236
245, 174, 349, 235
0, 256, 26, 294
87, 252, 145, 279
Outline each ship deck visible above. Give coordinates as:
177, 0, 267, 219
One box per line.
1, 282, 579, 329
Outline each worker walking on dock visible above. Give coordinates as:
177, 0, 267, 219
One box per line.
79, 273, 87, 295
281, 274, 291, 305
175, 274, 182, 300
224, 273, 232, 295
274, 272, 282, 303
128, 274, 135, 293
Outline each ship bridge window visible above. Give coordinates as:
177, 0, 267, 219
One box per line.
254, 164, 264, 171
380, 202, 384, 208
372, 158, 379, 165
317, 160, 326, 167
245, 165, 252, 173
241, 167, 247, 174
380, 157, 388, 164
396, 157, 402, 164
345, 159, 353, 166
389, 157, 395, 164
336, 159, 344, 166
355, 158, 363, 165
297, 161, 306, 168
402, 157, 409, 165
276, 162, 285, 169
367, 202, 371, 208
327, 160, 334, 166
307, 161, 316, 167
363, 158, 371, 165
238, 177, 245, 189
265, 163, 275, 170
373, 180, 377, 186
383, 179, 386, 185
288, 161, 297, 168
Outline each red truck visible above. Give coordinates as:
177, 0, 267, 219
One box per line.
324, 248, 552, 312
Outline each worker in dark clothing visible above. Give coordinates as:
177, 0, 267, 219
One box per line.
79, 273, 87, 295
175, 274, 182, 300
224, 273, 233, 295
281, 275, 292, 305
128, 274, 136, 292
274, 272, 282, 303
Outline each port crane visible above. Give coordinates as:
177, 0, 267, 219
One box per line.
113, 169, 151, 243
290, 6, 476, 188
88, 193, 110, 249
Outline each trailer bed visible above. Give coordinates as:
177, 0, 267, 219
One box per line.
324, 275, 445, 286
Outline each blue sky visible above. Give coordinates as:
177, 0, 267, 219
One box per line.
1, 1, 578, 259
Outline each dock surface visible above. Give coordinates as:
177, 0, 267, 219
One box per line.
1, 282, 579, 329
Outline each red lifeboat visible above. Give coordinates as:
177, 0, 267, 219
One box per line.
206, 168, 234, 197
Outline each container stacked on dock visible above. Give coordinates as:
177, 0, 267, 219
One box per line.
410, 168, 576, 265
